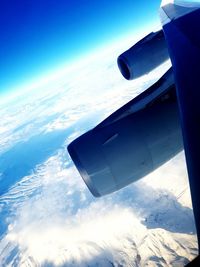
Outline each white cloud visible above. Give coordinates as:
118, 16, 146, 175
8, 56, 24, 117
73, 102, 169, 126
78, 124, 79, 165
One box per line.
6, 205, 144, 266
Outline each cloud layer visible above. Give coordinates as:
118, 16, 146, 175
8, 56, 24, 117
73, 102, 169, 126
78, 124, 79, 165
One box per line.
0, 40, 197, 266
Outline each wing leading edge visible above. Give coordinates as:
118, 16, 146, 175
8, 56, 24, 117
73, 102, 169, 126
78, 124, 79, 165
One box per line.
160, 0, 200, 248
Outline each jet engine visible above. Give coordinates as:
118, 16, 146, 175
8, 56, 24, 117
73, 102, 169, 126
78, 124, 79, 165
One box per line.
117, 29, 169, 80
68, 68, 183, 197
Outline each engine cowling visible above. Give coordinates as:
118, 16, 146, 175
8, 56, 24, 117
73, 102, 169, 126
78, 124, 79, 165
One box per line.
117, 30, 169, 80
68, 69, 182, 197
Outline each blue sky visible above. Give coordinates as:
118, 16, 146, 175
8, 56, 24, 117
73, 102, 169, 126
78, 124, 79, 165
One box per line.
0, 0, 161, 95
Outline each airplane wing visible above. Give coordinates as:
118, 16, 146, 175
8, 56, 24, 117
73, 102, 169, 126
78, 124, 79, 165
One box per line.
160, 0, 200, 256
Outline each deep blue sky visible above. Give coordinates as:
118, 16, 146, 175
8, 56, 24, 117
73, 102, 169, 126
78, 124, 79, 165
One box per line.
0, 0, 161, 95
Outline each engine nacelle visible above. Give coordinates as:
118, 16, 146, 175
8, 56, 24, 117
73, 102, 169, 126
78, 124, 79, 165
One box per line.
68, 69, 183, 197
117, 29, 169, 80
